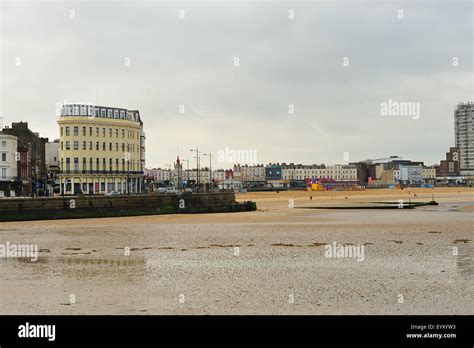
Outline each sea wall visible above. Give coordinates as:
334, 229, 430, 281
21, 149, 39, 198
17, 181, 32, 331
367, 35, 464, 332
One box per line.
0, 193, 257, 222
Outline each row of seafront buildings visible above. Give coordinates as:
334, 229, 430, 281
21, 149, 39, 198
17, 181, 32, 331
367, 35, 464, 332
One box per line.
0, 103, 145, 196
0, 102, 473, 196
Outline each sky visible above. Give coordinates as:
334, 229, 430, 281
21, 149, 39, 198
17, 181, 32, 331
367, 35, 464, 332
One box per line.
1, 0, 472, 168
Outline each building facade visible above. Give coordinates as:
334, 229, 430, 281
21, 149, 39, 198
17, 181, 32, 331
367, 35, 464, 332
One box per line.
436, 147, 460, 177
239, 164, 266, 185
58, 104, 145, 195
454, 102, 474, 175
0, 134, 20, 197
1, 122, 47, 195
45, 139, 60, 193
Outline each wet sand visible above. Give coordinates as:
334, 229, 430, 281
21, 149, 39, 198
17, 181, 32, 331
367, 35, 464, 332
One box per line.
0, 188, 472, 314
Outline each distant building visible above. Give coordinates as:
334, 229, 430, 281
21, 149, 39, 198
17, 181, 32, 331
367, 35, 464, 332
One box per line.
265, 163, 282, 181
281, 163, 357, 188
454, 102, 474, 175
0, 134, 21, 197
265, 163, 283, 187
237, 164, 266, 186
399, 165, 423, 184
1, 122, 47, 195
436, 147, 460, 177
45, 139, 60, 192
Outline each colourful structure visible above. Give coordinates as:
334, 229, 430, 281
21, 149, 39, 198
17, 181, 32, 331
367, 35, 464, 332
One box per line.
305, 178, 325, 191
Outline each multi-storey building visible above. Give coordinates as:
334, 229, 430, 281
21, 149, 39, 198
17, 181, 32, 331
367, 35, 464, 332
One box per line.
436, 147, 460, 177
454, 102, 474, 175
0, 134, 20, 197
1, 122, 48, 194
282, 163, 358, 182
239, 164, 266, 184
57, 104, 145, 194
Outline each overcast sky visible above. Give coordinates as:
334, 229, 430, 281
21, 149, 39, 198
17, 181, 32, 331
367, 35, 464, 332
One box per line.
1, 0, 472, 168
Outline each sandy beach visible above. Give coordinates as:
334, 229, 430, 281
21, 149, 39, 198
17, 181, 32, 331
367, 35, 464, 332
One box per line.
0, 187, 472, 314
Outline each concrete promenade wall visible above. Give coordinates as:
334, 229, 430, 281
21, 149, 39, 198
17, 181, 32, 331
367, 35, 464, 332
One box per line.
0, 193, 257, 221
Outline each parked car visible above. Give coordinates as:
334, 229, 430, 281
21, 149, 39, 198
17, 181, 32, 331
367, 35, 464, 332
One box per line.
165, 187, 177, 194
184, 188, 193, 193
156, 187, 167, 194
104, 191, 120, 196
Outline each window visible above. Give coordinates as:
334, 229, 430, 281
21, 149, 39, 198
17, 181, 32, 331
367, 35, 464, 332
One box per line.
66, 127, 70, 136
89, 142, 93, 150
1, 168, 6, 178
89, 127, 93, 136
102, 143, 106, 151
90, 158, 93, 171
82, 158, 87, 172
122, 143, 125, 152
74, 106, 79, 115
96, 158, 100, 171
95, 108, 100, 117
115, 159, 119, 170
102, 128, 105, 137
108, 109, 113, 118
122, 129, 125, 138
109, 143, 112, 151
102, 158, 106, 171
120, 110, 125, 119
109, 158, 113, 172
1, 153, 6, 161
96, 128, 99, 136
114, 110, 119, 118
101, 109, 106, 118
96, 142, 99, 151
74, 158, 79, 173
109, 128, 112, 137
74, 126, 78, 136
116, 143, 119, 151
61, 142, 63, 151
115, 129, 118, 138
82, 141, 86, 150
81, 105, 86, 115
82, 127, 86, 136
66, 141, 70, 150
74, 141, 79, 150
60, 128, 63, 136
66, 158, 70, 172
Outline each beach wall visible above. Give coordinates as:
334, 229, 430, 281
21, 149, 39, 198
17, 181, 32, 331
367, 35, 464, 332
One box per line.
0, 193, 257, 221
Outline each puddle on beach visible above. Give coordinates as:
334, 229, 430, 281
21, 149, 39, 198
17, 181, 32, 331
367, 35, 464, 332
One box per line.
457, 247, 474, 276
1, 256, 147, 281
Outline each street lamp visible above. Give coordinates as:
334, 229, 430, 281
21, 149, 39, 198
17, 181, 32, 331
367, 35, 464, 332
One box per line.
126, 157, 130, 195
190, 148, 200, 192
203, 153, 213, 191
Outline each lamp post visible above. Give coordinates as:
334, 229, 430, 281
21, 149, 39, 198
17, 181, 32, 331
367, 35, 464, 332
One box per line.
190, 148, 200, 192
203, 152, 213, 191
126, 158, 130, 195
